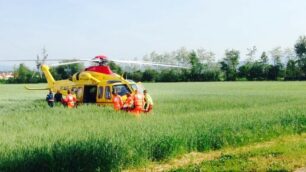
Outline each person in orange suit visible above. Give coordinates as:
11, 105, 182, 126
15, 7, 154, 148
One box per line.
122, 92, 134, 112
112, 91, 123, 111
132, 89, 144, 115
64, 90, 77, 108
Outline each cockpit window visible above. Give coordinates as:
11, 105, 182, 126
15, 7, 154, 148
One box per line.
113, 84, 131, 96
130, 84, 137, 91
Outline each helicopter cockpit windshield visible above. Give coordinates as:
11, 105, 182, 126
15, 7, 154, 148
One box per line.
128, 80, 145, 93
113, 84, 131, 96
130, 84, 137, 91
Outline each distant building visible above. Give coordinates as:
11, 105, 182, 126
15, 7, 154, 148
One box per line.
0, 72, 14, 80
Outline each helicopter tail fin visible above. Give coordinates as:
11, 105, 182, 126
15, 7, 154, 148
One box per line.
41, 65, 55, 88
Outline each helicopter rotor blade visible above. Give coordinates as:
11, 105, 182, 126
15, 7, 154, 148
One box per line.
39, 70, 43, 78
0, 58, 191, 69
110, 59, 190, 69
48, 61, 84, 67
31, 70, 37, 79
0, 59, 88, 62
42, 54, 48, 63
0, 60, 39, 62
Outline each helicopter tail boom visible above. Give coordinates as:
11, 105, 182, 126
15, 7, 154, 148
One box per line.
41, 65, 55, 88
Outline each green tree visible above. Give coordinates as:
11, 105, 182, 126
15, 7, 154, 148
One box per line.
295, 36, 306, 78
269, 47, 285, 80
267, 65, 280, 80
157, 69, 183, 82
6, 64, 47, 83
258, 52, 270, 80
142, 69, 158, 82
237, 46, 258, 80
220, 49, 240, 81
109, 62, 123, 74
126, 70, 143, 82
295, 36, 306, 58
196, 48, 216, 64
260, 51, 268, 64
13, 64, 33, 83
52, 62, 84, 80
188, 51, 203, 81
201, 64, 221, 81
249, 61, 267, 80
246, 46, 257, 62
238, 64, 251, 80
285, 60, 300, 80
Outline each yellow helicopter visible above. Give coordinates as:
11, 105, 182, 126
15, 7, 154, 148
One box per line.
13, 54, 188, 105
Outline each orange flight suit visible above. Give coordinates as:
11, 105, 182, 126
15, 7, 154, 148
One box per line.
123, 95, 134, 111
64, 94, 76, 108
113, 95, 123, 111
132, 93, 144, 115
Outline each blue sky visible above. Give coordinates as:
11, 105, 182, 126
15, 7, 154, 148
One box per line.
0, 0, 306, 68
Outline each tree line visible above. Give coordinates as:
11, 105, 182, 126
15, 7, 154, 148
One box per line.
2, 35, 306, 83
125, 35, 306, 82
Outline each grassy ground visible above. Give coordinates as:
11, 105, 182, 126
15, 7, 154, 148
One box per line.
168, 134, 306, 172
0, 82, 305, 171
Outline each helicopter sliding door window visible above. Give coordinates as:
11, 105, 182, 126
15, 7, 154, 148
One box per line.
98, 86, 103, 99
105, 86, 111, 99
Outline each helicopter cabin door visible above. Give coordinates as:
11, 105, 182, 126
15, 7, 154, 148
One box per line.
96, 85, 113, 105
83, 85, 97, 103
104, 85, 113, 104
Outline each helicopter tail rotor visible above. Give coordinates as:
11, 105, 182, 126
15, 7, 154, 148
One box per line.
31, 49, 48, 79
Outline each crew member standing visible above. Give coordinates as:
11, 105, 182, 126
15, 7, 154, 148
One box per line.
143, 90, 153, 113
112, 91, 123, 111
54, 90, 63, 104
122, 92, 134, 112
64, 90, 77, 108
46, 90, 54, 108
132, 89, 144, 115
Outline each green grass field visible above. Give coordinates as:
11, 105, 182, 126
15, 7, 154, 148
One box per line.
0, 82, 305, 171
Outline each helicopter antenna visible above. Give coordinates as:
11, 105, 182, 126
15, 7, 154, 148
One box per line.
40, 47, 48, 78
30, 54, 40, 79
42, 48, 48, 63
